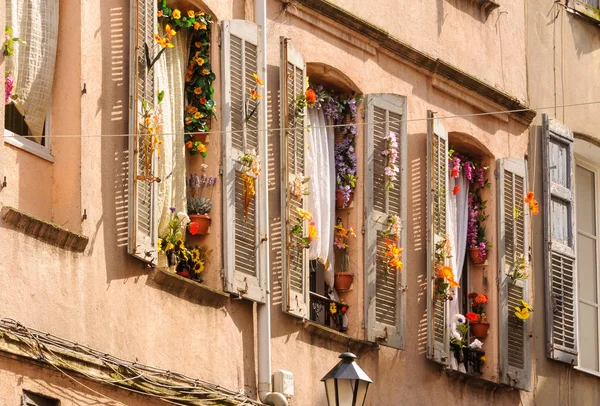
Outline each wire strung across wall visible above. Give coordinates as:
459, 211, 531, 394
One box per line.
3, 99, 600, 141
0, 317, 261, 405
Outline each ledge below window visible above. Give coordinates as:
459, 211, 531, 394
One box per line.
303, 320, 378, 354
444, 366, 509, 390
471, 0, 500, 14
1, 206, 88, 252
147, 268, 230, 308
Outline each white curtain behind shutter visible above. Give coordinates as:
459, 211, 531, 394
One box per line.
364, 94, 407, 349
280, 37, 309, 318
7, 0, 59, 141
426, 111, 449, 364
498, 158, 531, 390
128, 0, 158, 264
221, 20, 266, 302
542, 114, 578, 365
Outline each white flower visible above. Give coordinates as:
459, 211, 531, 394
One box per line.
177, 211, 190, 225
469, 339, 483, 349
452, 313, 466, 325
452, 330, 462, 341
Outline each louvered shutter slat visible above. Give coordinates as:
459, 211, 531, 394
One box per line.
426, 112, 449, 364
498, 158, 530, 390
222, 20, 266, 302
280, 38, 309, 318
365, 94, 407, 350
128, 0, 158, 264
542, 114, 578, 365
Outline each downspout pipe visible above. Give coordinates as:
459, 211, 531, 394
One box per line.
255, 1, 288, 405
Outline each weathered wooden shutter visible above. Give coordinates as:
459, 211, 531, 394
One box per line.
498, 158, 531, 390
221, 20, 267, 302
364, 94, 407, 349
542, 114, 578, 364
280, 38, 309, 318
426, 111, 449, 364
128, 0, 158, 264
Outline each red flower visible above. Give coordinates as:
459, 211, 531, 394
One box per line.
474, 294, 488, 305
340, 305, 348, 313
453, 185, 460, 195
305, 88, 317, 104
188, 222, 199, 236
466, 312, 478, 322
451, 167, 459, 178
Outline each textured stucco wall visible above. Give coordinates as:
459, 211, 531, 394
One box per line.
0, 0, 534, 404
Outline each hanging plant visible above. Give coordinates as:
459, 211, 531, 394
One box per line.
381, 131, 399, 190
509, 254, 529, 281
290, 172, 310, 200
433, 236, 459, 302
240, 149, 261, 219
137, 91, 164, 183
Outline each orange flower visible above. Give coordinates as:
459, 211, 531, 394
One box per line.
194, 87, 203, 95
305, 88, 317, 104
157, 10, 163, 17
165, 24, 176, 39
199, 97, 207, 105
253, 73, 263, 86
185, 141, 193, 149
532, 202, 539, 215
202, 69, 210, 76
474, 294, 488, 305
249, 89, 261, 100
187, 10, 195, 18
185, 74, 192, 82
524, 191, 535, 203
185, 116, 193, 125
187, 106, 198, 114
197, 143, 207, 154
193, 22, 201, 30
438, 265, 460, 288
195, 41, 202, 48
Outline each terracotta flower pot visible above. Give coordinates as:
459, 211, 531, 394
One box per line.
469, 247, 487, 265
334, 272, 354, 292
336, 189, 354, 209
189, 214, 211, 235
193, 133, 208, 144
470, 321, 490, 339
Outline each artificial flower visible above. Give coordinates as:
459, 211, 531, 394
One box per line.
185, 141, 193, 149
157, 239, 163, 252
466, 312, 479, 322
249, 89, 261, 100
188, 222, 199, 236
469, 339, 483, 349
172, 9, 181, 19
194, 87, 203, 95
187, 10, 195, 18
195, 41, 202, 48
452, 330, 462, 341
532, 202, 539, 215
185, 117, 193, 125
305, 88, 317, 104
195, 22, 207, 30
452, 313, 466, 325
308, 222, 319, 240
157, 10, 163, 17
253, 72, 264, 85
438, 265, 460, 288
165, 24, 176, 39
453, 185, 460, 195
177, 212, 190, 225
520, 300, 534, 312
480, 356, 487, 364
165, 243, 175, 252
193, 112, 202, 119
515, 307, 530, 320
524, 191, 535, 203
196, 57, 205, 66
297, 208, 313, 221
197, 143, 207, 154
330, 302, 337, 314
199, 97, 208, 104
474, 294, 488, 305
187, 106, 198, 114
202, 68, 210, 75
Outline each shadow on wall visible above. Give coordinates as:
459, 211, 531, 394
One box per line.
99, 2, 148, 283
567, 11, 600, 58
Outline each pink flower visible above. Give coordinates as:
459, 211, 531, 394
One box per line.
5, 73, 14, 104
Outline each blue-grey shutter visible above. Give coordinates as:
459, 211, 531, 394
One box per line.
128, 0, 158, 264
543, 114, 578, 365
364, 94, 407, 349
280, 37, 309, 318
426, 111, 449, 364
221, 20, 267, 302
498, 158, 531, 390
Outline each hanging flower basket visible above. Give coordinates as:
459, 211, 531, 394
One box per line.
336, 189, 354, 209
334, 272, 354, 292
189, 214, 211, 235
469, 247, 487, 265
470, 321, 490, 339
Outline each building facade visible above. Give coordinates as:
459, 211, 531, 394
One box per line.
0, 0, 575, 404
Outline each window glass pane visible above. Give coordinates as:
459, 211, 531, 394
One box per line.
549, 140, 569, 188
582, 0, 599, 9
576, 165, 596, 236
578, 234, 598, 303
5, 103, 45, 145
578, 303, 599, 372
551, 198, 570, 246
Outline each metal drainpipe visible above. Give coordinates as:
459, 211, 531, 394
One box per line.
255, 0, 287, 405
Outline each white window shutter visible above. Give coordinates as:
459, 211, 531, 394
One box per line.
542, 114, 578, 364
221, 20, 267, 302
280, 38, 309, 318
364, 94, 407, 349
128, 0, 158, 264
498, 158, 531, 390
426, 111, 449, 364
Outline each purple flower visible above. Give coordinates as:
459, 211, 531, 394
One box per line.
169, 206, 177, 213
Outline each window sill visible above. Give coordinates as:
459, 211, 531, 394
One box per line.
4, 132, 54, 163
302, 320, 378, 354
445, 367, 506, 390
575, 366, 600, 379
568, 1, 600, 26
471, 0, 500, 14
1, 206, 88, 252
147, 268, 230, 308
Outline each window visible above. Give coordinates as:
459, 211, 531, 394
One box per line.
426, 113, 531, 389
4, 0, 58, 158
22, 391, 59, 406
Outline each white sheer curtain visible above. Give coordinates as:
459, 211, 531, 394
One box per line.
156, 28, 189, 237
6, 0, 59, 141
305, 108, 336, 289
448, 173, 469, 320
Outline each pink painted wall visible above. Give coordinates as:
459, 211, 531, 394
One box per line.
0, 0, 538, 404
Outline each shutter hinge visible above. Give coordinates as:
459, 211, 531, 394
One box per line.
217, 26, 222, 47
219, 165, 223, 175
361, 224, 365, 235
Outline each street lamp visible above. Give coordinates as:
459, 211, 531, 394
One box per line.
321, 352, 372, 406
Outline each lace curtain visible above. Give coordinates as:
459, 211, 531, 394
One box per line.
156, 28, 189, 237
6, 0, 59, 142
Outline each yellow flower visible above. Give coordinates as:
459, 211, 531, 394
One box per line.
194, 87, 203, 95
480, 356, 487, 364
196, 11, 205, 17
521, 300, 534, 312
172, 9, 181, 19
195, 41, 202, 48
198, 144, 207, 154
196, 22, 207, 30
187, 10, 195, 18
308, 222, 319, 240
253, 72, 264, 85
165, 243, 175, 252
202, 68, 210, 76
249, 89, 261, 100
165, 24, 176, 39
196, 57, 205, 66
329, 302, 337, 314
157, 239, 163, 252
296, 208, 312, 221
515, 307, 530, 320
